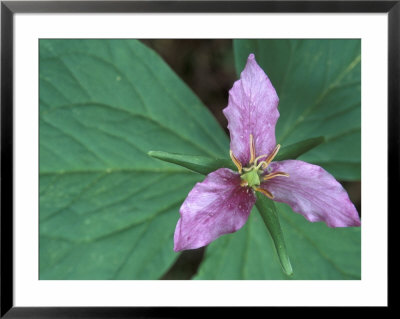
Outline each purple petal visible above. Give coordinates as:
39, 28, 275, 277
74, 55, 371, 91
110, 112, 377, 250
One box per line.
223, 53, 279, 165
261, 160, 361, 227
174, 168, 256, 252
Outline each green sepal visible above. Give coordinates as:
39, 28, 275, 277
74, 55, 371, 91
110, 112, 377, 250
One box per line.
149, 137, 325, 176
148, 151, 236, 175
275, 136, 325, 161
255, 192, 293, 276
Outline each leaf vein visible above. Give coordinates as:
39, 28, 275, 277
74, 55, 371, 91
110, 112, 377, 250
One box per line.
126, 42, 228, 154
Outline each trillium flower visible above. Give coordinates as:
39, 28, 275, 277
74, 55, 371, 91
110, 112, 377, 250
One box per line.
174, 53, 361, 252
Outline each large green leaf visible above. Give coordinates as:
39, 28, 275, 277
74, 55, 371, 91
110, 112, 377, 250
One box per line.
234, 39, 361, 181
194, 203, 361, 280
39, 39, 229, 279
194, 40, 361, 280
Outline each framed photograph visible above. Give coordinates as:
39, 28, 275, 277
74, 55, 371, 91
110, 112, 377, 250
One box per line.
1, 0, 394, 316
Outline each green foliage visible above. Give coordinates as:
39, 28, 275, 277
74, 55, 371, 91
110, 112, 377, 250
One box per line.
275, 136, 325, 161
39, 39, 228, 279
40, 39, 361, 280
148, 151, 235, 175
255, 194, 292, 276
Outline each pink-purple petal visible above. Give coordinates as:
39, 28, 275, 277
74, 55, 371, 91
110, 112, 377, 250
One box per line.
223, 53, 279, 165
261, 160, 361, 228
174, 168, 256, 252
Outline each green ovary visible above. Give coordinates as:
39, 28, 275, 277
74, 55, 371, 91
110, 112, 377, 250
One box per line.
240, 169, 261, 187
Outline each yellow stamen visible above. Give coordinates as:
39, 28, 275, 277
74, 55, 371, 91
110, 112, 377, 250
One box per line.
240, 180, 249, 187
253, 154, 267, 164
254, 187, 274, 199
263, 144, 281, 168
249, 134, 256, 164
255, 160, 267, 170
263, 172, 289, 181
230, 150, 242, 173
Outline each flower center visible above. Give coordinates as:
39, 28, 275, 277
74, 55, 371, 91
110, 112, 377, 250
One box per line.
229, 134, 289, 198
240, 168, 261, 188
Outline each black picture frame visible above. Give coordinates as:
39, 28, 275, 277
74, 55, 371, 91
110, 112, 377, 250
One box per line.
1, 1, 395, 317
